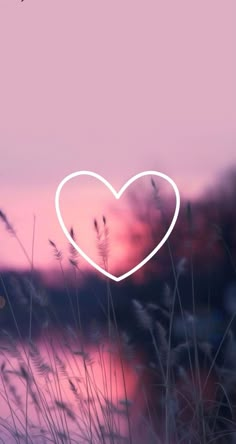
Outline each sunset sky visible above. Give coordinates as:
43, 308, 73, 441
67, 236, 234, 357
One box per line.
0, 1, 235, 271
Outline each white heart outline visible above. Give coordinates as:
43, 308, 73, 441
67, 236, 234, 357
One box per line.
55, 170, 180, 282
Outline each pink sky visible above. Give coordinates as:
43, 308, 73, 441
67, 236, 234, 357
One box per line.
0, 1, 235, 271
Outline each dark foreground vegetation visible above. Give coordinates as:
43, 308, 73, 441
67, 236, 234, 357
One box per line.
0, 169, 236, 443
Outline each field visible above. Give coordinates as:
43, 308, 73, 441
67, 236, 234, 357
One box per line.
0, 174, 236, 444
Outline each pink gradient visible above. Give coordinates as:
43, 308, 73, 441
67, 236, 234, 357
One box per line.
0, 1, 235, 269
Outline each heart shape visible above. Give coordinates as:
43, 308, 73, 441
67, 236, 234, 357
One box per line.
55, 171, 180, 282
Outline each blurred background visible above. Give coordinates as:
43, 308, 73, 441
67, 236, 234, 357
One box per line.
0, 0, 235, 270
0, 2, 235, 442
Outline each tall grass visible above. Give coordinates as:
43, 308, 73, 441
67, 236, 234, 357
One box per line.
0, 183, 236, 443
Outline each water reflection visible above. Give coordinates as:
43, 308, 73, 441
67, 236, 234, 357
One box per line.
0, 329, 147, 444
